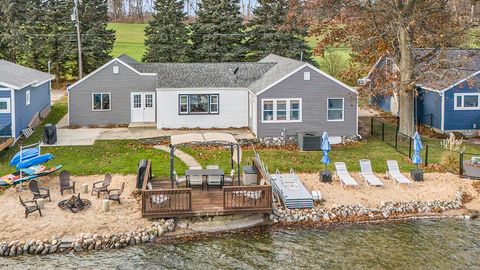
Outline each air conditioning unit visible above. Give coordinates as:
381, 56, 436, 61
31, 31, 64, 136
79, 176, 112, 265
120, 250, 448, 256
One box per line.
298, 133, 322, 151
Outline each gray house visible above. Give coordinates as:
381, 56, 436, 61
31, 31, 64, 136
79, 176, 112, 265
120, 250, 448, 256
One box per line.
68, 54, 358, 143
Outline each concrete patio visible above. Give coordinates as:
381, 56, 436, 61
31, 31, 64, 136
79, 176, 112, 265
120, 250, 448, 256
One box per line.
43, 114, 255, 146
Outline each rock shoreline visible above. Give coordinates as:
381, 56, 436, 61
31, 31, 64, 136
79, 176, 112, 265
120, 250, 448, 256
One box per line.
0, 219, 174, 257
270, 191, 465, 223
0, 192, 471, 257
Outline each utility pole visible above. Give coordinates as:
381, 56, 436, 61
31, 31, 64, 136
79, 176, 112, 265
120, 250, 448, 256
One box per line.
72, 0, 83, 79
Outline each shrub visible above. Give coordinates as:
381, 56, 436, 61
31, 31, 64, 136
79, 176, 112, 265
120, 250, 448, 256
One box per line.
440, 133, 465, 172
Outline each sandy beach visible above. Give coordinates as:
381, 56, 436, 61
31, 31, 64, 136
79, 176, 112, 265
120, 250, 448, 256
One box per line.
0, 174, 149, 242
0, 172, 478, 242
301, 172, 479, 208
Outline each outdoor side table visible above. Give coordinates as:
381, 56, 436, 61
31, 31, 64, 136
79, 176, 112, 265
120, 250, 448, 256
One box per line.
410, 168, 424, 181
319, 169, 332, 182
36, 198, 45, 209
81, 183, 89, 194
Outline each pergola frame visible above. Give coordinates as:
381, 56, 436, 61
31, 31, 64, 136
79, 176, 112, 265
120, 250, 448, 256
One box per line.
168, 134, 242, 189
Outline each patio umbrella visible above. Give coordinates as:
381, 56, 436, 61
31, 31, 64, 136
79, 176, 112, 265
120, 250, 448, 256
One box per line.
412, 131, 423, 166
321, 131, 331, 168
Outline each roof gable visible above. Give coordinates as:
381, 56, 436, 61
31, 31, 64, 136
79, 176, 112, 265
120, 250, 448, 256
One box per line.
0, 60, 54, 90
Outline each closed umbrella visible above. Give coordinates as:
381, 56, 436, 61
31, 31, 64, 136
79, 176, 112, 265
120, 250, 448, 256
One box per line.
412, 132, 423, 166
321, 131, 331, 168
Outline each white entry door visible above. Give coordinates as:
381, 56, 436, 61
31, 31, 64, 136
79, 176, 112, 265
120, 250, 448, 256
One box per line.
131, 92, 156, 123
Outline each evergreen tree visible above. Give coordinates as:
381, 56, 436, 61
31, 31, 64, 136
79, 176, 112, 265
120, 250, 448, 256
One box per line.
143, 0, 190, 62
246, 0, 311, 62
44, 0, 76, 81
0, 0, 30, 63
24, 0, 48, 70
78, 0, 115, 75
191, 0, 246, 62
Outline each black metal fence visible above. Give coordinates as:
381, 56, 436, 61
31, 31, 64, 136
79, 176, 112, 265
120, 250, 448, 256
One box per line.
370, 117, 480, 178
371, 117, 430, 165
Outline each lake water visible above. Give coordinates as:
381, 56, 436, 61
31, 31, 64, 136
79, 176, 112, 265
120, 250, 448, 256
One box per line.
2, 219, 480, 269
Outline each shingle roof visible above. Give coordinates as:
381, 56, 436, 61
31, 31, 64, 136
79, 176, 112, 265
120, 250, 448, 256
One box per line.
131, 62, 276, 88
0, 60, 54, 90
415, 48, 480, 90
117, 54, 139, 65
367, 48, 480, 91
248, 54, 306, 93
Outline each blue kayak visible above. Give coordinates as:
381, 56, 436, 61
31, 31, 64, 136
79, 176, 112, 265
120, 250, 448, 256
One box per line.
16, 153, 54, 169
10, 148, 40, 166
0, 165, 63, 188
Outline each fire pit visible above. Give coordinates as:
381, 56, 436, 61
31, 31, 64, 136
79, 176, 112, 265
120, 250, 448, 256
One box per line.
58, 193, 91, 213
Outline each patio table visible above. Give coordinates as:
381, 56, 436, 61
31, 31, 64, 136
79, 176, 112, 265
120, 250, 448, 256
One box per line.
185, 169, 225, 189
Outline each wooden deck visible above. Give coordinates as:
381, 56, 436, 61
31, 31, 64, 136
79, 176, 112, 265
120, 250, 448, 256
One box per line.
142, 179, 273, 218
141, 159, 273, 218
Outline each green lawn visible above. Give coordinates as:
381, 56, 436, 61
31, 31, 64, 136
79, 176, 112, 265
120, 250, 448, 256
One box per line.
107, 22, 353, 75
181, 140, 421, 174
108, 23, 147, 61
0, 98, 186, 177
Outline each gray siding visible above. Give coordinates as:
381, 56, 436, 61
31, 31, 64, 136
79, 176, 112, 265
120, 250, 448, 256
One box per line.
257, 66, 358, 138
69, 60, 156, 126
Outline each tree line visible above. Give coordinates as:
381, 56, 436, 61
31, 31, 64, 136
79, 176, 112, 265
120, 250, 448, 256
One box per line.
0, 0, 115, 82
107, 0, 257, 22
143, 0, 311, 63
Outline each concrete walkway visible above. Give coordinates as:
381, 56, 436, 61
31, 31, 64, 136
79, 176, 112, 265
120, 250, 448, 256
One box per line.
177, 214, 265, 233
154, 145, 200, 167
47, 114, 255, 147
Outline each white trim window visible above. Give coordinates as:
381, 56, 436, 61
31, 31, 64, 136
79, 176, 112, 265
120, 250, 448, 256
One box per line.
178, 94, 219, 115
454, 93, 480, 110
92, 93, 111, 111
327, 98, 344, 121
26, 90, 30, 106
0, 98, 11, 113
262, 98, 302, 123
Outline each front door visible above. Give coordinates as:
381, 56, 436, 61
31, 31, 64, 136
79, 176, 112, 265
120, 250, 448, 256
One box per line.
131, 92, 155, 123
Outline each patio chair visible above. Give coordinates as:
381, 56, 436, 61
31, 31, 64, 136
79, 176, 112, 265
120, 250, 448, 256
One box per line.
19, 196, 42, 218
386, 160, 413, 186
105, 182, 125, 204
29, 180, 51, 202
334, 162, 359, 189
206, 165, 220, 169
188, 175, 204, 189
223, 169, 235, 186
174, 171, 187, 187
359, 159, 384, 187
207, 174, 223, 190
92, 173, 112, 198
189, 166, 202, 170
59, 170, 75, 195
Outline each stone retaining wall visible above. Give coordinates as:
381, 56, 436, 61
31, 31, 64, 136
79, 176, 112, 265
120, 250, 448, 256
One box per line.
0, 219, 175, 257
270, 192, 464, 223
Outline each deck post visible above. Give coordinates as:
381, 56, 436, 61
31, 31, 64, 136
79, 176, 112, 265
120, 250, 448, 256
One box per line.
169, 144, 175, 189
230, 143, 234, 170
237, 144, 241, 185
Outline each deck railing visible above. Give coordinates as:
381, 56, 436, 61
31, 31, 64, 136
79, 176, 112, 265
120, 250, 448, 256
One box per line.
142, 188, 192, 217
223, 185, 272, 210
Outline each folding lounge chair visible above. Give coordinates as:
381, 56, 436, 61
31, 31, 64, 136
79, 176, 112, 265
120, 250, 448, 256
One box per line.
334, 162, 359, 188
359, 159, 384, 187
386, 160, 413, 186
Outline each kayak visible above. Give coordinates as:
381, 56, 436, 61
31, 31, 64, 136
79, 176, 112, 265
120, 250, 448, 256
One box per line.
16, 153, 54, 170
0, 165, 63, 188
9, 147, 40, 166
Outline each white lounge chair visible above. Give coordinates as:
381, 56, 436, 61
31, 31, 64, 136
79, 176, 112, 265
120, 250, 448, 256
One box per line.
334, 162, 359, 188
386, 160, 413, 186
359, 159, 384, 187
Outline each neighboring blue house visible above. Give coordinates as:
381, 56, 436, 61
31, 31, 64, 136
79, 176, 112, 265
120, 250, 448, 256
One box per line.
360, 48, 480, 134
0, 60, 54, 140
